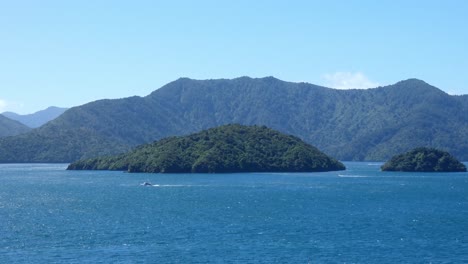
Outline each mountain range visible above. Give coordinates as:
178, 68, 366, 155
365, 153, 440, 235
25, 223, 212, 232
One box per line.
2, 106, 68, 128
0, 77, 466, 163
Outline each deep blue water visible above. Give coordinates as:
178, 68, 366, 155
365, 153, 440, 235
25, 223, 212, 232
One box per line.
1, 163, 468, 263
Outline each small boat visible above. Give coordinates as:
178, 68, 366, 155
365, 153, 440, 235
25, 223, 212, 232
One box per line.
140, 182, 153, 186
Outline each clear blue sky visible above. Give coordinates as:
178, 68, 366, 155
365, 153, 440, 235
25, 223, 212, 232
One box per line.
1, 0, 467, 114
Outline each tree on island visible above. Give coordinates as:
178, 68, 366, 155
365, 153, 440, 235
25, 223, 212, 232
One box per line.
381, 147, 466, 172
67, 124, 345, 173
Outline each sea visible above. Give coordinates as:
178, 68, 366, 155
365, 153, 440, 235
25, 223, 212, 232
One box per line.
0, 162, 467, 263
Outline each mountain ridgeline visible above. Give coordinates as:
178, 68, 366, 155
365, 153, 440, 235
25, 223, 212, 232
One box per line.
0, 77, 467, 162
2, 106, 68, 128
67, 124, 346, 173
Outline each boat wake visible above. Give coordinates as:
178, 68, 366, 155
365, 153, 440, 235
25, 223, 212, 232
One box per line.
141, 183, 208, 188
338, 174, 369, 178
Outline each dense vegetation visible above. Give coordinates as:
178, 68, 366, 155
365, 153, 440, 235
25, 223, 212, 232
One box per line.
2, 106, 68, 128
0, 77, 467, 162
68, 124, 346, 173
381, 147, 467, 172
0, 114, 31, 138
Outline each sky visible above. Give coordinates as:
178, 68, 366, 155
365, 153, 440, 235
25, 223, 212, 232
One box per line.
1, 0, 467, 114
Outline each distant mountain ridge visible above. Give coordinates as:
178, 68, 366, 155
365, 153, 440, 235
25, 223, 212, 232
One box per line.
2, 106, 68, 128
0, 114, 31, 138
0, 77, 466, 163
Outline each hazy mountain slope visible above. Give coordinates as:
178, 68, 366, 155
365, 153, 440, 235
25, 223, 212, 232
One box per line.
2, 106, 68, 128
0, 77, 466, 162
455, 95, 468, 112
0, 124, 130, 162
0, 114, 31, 138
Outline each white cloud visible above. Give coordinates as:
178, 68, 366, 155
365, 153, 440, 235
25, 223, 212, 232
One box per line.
0, 99, 7, 112
0, 99, 26, 113
323, 72, 380, 89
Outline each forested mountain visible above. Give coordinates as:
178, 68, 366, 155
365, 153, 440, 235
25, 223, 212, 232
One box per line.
0, 77, 467, 162
2, 106, 68, 128
0, 114, 31, 138
68, 124, 345, 173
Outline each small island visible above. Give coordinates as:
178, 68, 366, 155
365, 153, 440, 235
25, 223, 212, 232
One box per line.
67, 124, 345, 173
381, 147, 467, 172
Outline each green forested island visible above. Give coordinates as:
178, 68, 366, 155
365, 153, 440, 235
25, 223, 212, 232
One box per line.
1, 77, 468, 162
67, 124, 345, 173
381, 147, 467, 172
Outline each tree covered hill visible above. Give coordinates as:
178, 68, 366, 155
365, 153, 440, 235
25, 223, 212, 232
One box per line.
0, 77, 467, 162
381, 147, 467, 172
67, 124, 346, 173
0, 114, 31, 138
